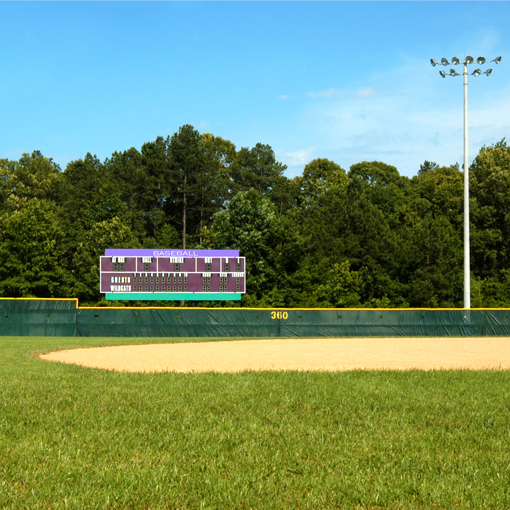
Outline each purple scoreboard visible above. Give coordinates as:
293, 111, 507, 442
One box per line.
100, 249, 246, 301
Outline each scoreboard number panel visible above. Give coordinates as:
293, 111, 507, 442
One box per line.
100, 249, 245, 301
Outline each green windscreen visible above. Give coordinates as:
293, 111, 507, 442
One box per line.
1, 300, 510, 337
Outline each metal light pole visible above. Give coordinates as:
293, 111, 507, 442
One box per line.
430, 55, 502, 309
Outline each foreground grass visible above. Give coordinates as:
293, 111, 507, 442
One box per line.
1, 336, 510, 509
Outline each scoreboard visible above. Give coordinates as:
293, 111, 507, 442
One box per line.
100, 249, 245, 301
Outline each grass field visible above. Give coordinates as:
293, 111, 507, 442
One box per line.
2, 336, 510, 509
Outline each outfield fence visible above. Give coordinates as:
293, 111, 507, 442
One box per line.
1, 298, 510, 337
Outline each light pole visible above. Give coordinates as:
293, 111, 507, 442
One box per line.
430, 55, 502, 309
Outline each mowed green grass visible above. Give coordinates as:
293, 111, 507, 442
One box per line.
2, 336, 510, 509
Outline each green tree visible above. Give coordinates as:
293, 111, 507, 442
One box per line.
418, 160, 439, 176
470, 139, 510, 278
230, 143, 287, 196
348, 161, 409, 229
139, 136, 174, 242
300, 158, 347, 205
0, 199, 71, 297
0, 151, 63, 214
194, 133, 237, 243
168, 125, 207, 248
270, 174, 301, 217
72, 217, 141, 303
405, 215, 463, 307
409, 164, 463, 228
263, 208, 308, 306
0, 158, 15, 213
314, 261, 362, 307
208, 189, 277, 302
105, 147, 147, 237
349, 160, 401, 187
61, 154, 128, 254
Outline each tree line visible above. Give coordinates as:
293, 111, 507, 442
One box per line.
1, 124, 509, 308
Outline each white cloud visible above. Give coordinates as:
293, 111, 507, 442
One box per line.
1, 149, 24, 159
294, 54, 510, 176
198, 121, 211, 130
280, 146, 316, 167
468, 29, 501, 59
279, 94, 290, 100
307, 87, 378, 100
356, 87, 376, 98
307, 88, 342, 99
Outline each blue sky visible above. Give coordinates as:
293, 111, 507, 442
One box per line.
1, 2, 509, 179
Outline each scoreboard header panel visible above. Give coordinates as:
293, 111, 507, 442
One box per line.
105, 249, 240, 258
100, 249, 245, 301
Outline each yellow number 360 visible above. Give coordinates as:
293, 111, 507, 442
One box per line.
271, 311, 289, 320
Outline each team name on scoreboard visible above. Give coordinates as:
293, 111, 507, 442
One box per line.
100, 249, 246, 299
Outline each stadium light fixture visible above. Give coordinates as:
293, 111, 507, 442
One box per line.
430, 54, 502, 309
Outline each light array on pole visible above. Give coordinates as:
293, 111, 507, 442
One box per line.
429, 53, 501, 309
430, 55, 501, 78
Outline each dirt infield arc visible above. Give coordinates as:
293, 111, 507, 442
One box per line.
40, 337, 510, 372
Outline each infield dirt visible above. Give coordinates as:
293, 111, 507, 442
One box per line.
39, 337, 510, 373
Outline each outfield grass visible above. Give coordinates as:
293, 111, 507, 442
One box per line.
1, 336, 510, 509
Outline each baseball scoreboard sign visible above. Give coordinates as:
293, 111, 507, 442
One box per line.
100, 249, 245, 301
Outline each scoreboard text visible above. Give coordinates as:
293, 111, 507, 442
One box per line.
100, 249, 245, 301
